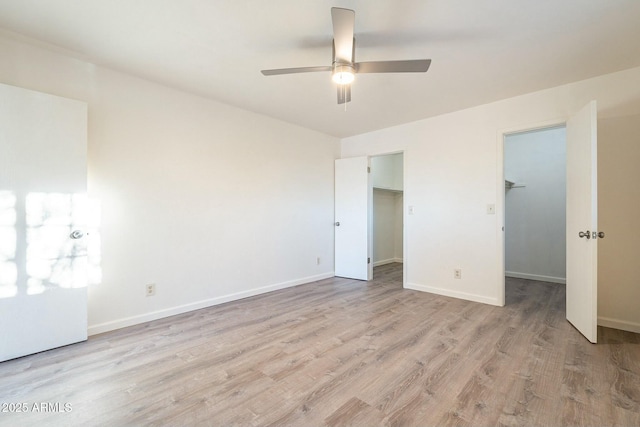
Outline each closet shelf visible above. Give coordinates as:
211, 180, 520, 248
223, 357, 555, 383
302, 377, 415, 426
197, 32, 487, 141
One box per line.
373, 186, 403, 193
505, 180, 526, 189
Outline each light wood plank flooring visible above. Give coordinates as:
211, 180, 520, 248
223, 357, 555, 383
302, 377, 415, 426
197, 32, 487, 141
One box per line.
1, 263, 639, 426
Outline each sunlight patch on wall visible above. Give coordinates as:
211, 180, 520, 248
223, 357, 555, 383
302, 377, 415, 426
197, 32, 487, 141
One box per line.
0, 191, 17, 298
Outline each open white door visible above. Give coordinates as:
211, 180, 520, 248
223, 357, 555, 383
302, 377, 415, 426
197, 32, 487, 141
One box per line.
566, 100, 598, 343
0, 83, 89, 361
335, 157, 370, 280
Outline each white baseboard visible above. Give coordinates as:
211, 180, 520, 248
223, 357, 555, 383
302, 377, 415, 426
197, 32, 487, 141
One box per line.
598, 316, 640, 334
405, 282, 501, 306
505, 271, 566, 284
373, 258, 403, 267
88, 272, 335, 336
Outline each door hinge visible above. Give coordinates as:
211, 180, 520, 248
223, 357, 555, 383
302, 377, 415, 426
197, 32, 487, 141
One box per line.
367, 166, 371, 173
368, 257, 371, 264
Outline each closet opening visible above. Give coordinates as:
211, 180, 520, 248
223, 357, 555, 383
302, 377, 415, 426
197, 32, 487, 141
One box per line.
504, 125, 567, 304
370, 153, 404, 282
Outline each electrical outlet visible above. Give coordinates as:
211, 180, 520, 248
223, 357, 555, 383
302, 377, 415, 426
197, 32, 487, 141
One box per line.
454, 269, 462, 279
146, 283, 156, 296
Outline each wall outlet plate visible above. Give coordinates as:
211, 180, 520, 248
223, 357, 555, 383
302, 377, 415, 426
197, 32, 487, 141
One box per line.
146, 284, 156, 296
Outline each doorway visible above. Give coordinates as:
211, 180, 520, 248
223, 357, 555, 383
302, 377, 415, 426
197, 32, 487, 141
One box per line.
370, 153, 404, 280
504, 126, 567, 287
500, 102, 599, 342
334, 153, 405, 284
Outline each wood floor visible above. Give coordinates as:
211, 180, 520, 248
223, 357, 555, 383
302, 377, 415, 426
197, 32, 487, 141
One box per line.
1, 263, 639, 426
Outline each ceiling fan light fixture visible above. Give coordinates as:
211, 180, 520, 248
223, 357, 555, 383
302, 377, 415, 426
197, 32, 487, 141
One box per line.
332, 64, 355, 85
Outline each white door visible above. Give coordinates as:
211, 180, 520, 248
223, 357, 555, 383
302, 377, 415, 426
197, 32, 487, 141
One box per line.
0, 83, 89, 361
566, 100, 598, 343
334, 157, 370, 280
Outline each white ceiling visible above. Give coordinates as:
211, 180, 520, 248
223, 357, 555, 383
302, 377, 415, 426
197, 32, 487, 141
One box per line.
1, 0, 639, 137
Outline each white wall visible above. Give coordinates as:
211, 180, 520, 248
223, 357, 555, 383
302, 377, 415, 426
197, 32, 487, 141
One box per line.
598, 114, 640, 333
505, 127, 566, 284
341, 66, 640, 332
371, 153, 403, 191
0, 34, 339, 334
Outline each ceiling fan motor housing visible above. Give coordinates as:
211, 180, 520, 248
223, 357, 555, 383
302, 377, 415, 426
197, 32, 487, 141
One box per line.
332, 63, 355, 84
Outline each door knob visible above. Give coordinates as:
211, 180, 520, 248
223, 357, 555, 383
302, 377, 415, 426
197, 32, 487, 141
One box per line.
69, 230, 84, 239
335, 222, 340, 227
597, 231, 605, 238
578, 231, 590, 239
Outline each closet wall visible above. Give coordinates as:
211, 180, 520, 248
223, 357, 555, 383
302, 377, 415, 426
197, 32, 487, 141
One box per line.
372, 153, 403, 266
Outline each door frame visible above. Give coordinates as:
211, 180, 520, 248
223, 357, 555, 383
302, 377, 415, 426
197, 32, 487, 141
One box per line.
497, 118, 567, 306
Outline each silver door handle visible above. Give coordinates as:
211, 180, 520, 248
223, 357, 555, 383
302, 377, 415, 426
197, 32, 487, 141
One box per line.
578, 231, 590, 239
69, 230, 84, 239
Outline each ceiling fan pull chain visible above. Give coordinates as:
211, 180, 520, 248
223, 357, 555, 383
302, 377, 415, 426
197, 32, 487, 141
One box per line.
344, 86, 347, 112
343, 85, 349, 112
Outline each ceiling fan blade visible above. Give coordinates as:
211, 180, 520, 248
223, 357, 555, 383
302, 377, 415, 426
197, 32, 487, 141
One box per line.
261, 66, 332, 76
337, 84, 351, 104
331, 8, 355, 63
355, 59, 431, 73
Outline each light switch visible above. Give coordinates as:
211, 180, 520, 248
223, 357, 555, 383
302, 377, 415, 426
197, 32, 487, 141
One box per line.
408, 205, 415, 215
486, 204, 495, 214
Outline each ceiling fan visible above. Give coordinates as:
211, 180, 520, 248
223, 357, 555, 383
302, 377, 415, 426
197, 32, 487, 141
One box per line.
261, 7, 431, 104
